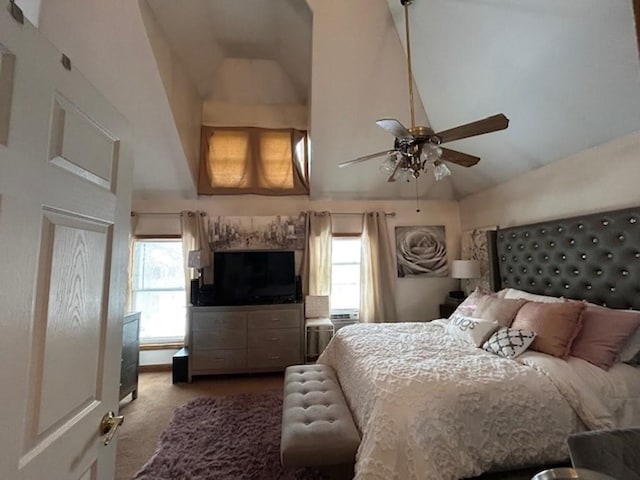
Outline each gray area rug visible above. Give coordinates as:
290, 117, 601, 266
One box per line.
134, 390, 324, 480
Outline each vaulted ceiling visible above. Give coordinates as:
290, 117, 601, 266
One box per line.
36, 0, 640, 201
144, 0, 640, 201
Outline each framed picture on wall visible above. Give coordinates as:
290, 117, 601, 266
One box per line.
395, 225, 448, 278
461, 225, 498, 292
209, 214, 306, 251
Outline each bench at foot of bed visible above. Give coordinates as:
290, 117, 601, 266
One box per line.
280, 364, 360, 479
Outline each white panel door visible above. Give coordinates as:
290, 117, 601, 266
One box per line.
0, 6, 132, 480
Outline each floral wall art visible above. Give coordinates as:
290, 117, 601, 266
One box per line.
395, 225, 448, 278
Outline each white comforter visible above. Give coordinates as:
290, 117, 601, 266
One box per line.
317, 321, 621, 480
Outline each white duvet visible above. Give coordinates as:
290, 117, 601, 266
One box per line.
317, 321, 640, 480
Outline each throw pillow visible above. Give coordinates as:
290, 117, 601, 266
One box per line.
482, 327, 536, 359
619, 318, 640, 363
511, 300, 585, 358
473, 297, 528, 327
446, 316, 500, 347
570, 305, 640, 370
449, 287, 495, 319
501, 288, 564, 304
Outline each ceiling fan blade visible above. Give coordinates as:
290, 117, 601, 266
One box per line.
435, 114, 509, 144
339, 150, 395, 168
376, 119, 414, 140
440, 148, 481, 167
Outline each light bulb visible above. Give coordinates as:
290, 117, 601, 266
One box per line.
379, 152, 399, 174
433, 160, 451, 181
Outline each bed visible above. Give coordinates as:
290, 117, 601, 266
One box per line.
316, 207, 640, 480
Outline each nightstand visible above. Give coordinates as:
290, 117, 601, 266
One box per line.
438, 303, 457, 318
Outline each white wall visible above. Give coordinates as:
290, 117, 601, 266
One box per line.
36, 0, 196, 196
459, 132, 640, 230
202, 58, 308, 129
139, 1, 202, 186
133, 194, 461, 322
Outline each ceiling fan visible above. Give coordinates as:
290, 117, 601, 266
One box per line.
339, 0, 509, 183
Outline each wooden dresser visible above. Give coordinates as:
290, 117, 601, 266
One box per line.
120, 311, 140, 400
187, 303, 303, 381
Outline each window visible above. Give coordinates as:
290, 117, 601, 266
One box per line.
198, 127, 309, 195
131, 239, 186, 344
330, 237, 361, 312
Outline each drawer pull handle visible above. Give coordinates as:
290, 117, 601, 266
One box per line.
270, 355, 281, 360
270, 337, 279, 341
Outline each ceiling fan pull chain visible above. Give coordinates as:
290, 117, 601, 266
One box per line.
415, 176, 420, 213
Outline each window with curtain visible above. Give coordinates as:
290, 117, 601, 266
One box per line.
330, 236, 362, 312
131, 239, 186, 344
198, 126, 309, 195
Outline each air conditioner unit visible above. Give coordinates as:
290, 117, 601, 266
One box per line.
330, 309, 359, 332
330, 309, 359, 320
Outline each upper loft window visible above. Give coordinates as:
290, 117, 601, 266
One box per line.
198, 127, 309, 196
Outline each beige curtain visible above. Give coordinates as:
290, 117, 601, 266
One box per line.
180, 211, 211, 302
300, 211, 332, 296
198, 127, 309, 196
125, 213, 139, 313
360, 212, 397, 323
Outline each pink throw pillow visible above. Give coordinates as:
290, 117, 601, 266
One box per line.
473, 297, 528, 327
511, 301, 585, 358
570, 305, 640, 370
449, 287, 495, 318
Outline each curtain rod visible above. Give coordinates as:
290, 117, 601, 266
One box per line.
326, 212, 396, 217
131, 211, 205, 217
132, 211, 396, 217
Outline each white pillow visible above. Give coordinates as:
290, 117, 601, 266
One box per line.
483, 327, 536, 359
446, 315, 499, 347
501, 288, 564, 304
619, 327, 640, 363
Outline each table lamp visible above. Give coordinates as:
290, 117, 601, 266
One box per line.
187, 249, 206, 305
450, 259, 481, 298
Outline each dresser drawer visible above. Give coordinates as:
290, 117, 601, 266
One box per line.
247, 327, 299, 349
247, 309, 299, 330
192, 311, 246, 332
192, 329, 246, 350
247, 347, 300, 370
191, 349, 246, 371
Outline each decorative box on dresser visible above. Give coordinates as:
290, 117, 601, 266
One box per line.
187, 303, 304, 382
120, 311, 140, 400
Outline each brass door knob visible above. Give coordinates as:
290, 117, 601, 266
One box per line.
100, 411, 124, 446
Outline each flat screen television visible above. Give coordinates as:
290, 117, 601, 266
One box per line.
213, 250, 297, 306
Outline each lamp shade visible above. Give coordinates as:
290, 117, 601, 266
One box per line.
187, 249, 206, 269
451, 260, 480, 279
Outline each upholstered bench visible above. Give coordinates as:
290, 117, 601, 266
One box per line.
280, 364, 360, 476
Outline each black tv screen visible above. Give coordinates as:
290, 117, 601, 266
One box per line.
213, 251, 296, 306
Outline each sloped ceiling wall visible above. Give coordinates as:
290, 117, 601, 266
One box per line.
28, 0, 640, 201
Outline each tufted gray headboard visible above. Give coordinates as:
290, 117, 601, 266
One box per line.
493, 207, 640, 310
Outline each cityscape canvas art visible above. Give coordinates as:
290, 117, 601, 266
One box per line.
209, 214, 306, 251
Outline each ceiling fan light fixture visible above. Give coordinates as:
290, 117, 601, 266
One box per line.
433, 160, 452, 181
379, 153, 399, 174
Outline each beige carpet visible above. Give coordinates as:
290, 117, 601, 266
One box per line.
116, 371, 284, 480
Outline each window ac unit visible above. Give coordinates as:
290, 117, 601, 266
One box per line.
330, 310, 359, 321
330, 310, 359, 332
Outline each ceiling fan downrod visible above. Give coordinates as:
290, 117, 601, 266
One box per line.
401, 0, 416, 129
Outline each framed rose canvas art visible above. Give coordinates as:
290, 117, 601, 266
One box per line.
395, 225, 448, 277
